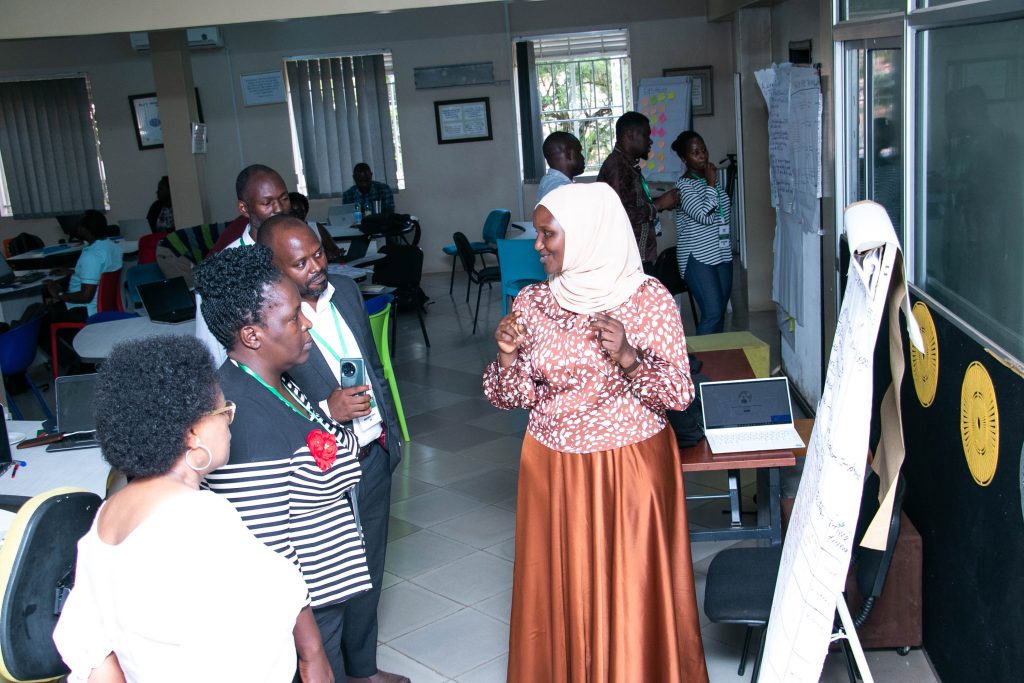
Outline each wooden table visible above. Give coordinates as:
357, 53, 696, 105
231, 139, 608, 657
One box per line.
679, 349, 802, 545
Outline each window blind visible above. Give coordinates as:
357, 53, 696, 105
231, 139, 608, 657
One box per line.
524, 29, 630, 61
0, 76, 105, 217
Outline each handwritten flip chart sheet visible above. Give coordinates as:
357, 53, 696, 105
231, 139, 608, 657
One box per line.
760, 202, 919, 682
754, 65, 822, 214
636, 77, 692, 182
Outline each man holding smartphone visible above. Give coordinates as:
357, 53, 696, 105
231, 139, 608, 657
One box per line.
257, 215, 408, 683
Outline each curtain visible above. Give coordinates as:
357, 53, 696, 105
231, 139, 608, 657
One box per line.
286, 55, 397, 198
0, 77, 105, 217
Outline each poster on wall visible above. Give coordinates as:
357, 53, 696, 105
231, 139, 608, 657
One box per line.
636, 77, 692, 182
129, 94, 162, 149
240, 71, 287, 106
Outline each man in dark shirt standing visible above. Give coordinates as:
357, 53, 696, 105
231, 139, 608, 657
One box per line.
598, 111, 680, 270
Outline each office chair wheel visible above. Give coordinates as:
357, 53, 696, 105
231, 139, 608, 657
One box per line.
897, 646, 911, 656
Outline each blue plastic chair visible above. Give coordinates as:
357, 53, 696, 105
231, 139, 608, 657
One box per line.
496, 238, 546, 315
124, 263, 165, 309
0, 315, 55, 421
442, 209, 511, 297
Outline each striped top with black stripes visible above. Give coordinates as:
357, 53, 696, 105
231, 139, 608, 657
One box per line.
674, 172, 732, 279
204, 360, 372, 609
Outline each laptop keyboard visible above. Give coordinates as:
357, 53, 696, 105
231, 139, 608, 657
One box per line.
708, 428, 803, 453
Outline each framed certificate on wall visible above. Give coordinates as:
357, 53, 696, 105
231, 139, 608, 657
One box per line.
434, 97, 492, 144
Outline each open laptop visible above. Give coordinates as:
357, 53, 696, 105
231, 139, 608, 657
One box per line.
0, 254, 45, 287
138, 276, 197, 323
46, 373, 100, 452
328, 204, 357, 229
699, 377, 806, 454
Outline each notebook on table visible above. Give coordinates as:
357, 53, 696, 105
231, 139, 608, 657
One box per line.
138, 276, 196, 323
46, 373, 101, 452
699, 377, 806, 454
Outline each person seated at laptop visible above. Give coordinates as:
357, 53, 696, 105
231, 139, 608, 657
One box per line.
194, 245, 373, 682
146, 175, 175, 233
53, 335, 315, 682
340, 163, 394, 215
45, 209, 123, 318
288, 191, 343, 262
482, 183, 707, 682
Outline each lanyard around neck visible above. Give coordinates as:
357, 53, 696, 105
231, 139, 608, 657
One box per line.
308, 303, 351, 364
235, 360, 321, 426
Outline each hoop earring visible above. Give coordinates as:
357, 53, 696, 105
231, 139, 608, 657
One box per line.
185, 444, 213, 472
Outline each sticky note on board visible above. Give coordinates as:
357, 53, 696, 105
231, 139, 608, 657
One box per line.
647, 161, 656, 169
658, 152, 664, 161
657, 93, 666, 101
658, 164, 665, 172
668, 92, 676, 99
641, 97, 649, 106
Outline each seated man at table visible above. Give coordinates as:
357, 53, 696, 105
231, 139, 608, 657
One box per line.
341, 163, 394, 214
46, 210, 123, 318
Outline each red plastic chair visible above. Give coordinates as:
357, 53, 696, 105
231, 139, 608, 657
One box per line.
137, 232, 166, 265
50, 269, 125, 379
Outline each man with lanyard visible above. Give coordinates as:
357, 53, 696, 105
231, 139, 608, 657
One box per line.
257, 214, 409, 683
597, 111, 680, 272
195, 164, 292, 367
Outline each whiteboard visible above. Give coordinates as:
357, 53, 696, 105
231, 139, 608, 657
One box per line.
636, 77, 692, 182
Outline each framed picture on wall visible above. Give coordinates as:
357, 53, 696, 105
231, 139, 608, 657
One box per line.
129, 93, 162, 149
434, 97, 492, 144
662, 66, 714, 116
129, 90, 205, 150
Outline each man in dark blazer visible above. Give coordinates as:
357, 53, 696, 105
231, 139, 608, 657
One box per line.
257, 215, 407, 683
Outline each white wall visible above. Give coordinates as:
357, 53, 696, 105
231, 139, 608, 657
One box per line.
0, 0, 734, 273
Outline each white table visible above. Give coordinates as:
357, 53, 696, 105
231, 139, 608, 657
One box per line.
325, 225, 364, 240
0, 271, 60, 323
8, 238, 139, 263
73, 315, 196, 363
1, 420, 110, 536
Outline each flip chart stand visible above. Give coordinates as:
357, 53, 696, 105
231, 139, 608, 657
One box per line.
831, 594, 875, 683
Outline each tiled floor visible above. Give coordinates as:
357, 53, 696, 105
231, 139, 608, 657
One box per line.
8, 269, 940, 682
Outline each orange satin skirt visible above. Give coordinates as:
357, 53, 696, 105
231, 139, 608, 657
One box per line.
507, 427, 708, 683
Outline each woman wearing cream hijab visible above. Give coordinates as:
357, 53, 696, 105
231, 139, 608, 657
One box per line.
483, 183, 708, 682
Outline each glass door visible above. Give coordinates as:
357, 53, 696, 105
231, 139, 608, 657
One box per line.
842, 39, 903, 236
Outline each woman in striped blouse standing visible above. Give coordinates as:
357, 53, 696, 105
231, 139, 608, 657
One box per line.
195, 245, 371, 683
671, 130, 733, 335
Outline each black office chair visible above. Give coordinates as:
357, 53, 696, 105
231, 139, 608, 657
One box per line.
653, 247, 700, 330
0, 488, 102, 682
453, 232, 502, 334
372, 244, 430, 349
703, 470, 907, 682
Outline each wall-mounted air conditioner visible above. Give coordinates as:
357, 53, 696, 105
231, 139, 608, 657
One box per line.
130, 28, 224, 52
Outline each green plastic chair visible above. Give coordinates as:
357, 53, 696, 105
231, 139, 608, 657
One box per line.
367, 299, 410, 442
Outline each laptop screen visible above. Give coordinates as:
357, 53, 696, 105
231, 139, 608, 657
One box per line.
138, 277, 196, 322
56, 373, 98, 433
701, 378, 794, 429
0, 254, 14, 285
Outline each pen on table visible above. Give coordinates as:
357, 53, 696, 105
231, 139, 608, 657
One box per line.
11, 459, 27, 478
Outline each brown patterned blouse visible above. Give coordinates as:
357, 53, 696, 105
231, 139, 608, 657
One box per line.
483, 278, 693, 453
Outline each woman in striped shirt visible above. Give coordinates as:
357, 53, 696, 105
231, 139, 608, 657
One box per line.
671, 131, 733, 335
195, 245, 371, 683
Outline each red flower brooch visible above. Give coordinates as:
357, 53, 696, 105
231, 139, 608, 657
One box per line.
306, 430, 338, 472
